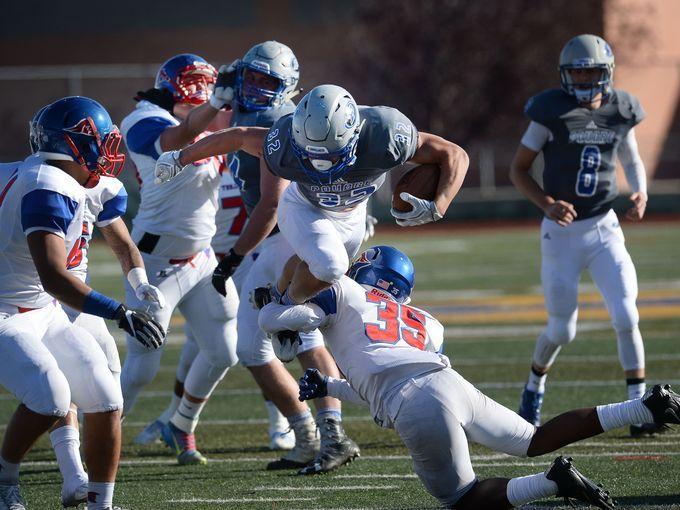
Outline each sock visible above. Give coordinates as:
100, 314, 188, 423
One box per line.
526, 367, 547, 393
627, 378, 646, 400
288, 410, 313, 427
49, 426, 87, 488
170, 396, 206, 434
265, 400, 289, 432
0, 456, 20, 485
87, 481, 114, 510
316, 408, 342, 422
507, 472, 558, 506
158, 393, 182, 424
596, 399, 654, 432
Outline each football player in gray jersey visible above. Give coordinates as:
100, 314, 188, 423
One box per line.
510, 34, 656, 437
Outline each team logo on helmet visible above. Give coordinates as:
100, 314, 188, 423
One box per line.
345, 103, 358, 129
64, 117, 98, 136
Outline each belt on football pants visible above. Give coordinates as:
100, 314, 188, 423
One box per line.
136, 232, 160, 254
0, 300, 54, 316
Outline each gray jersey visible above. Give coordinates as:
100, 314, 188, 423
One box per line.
228, 102, 296, 215
264, 106, 419, 211
525, 88, 644, 219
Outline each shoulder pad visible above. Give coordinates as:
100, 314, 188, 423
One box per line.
359, 106, 419, 167
612, 89, 645, 124
524, 88, 575, 124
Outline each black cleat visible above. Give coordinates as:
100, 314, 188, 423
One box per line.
630, 422, 669, 438
642, 384, 680, 426
298, 418, 360, 475
545, 456, 615, 510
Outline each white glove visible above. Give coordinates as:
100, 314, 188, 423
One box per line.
364, 214, 378, 242
127, 268, 166, 308
209, 61, 239, 109
390, 192, 443, 227
154, 150, 184, 184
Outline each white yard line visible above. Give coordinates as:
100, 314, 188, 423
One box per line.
167, 497, 316, 504
253, 485, 400, 491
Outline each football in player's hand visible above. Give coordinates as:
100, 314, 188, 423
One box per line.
392, 164, 440, 212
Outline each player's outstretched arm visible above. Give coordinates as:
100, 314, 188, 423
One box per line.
100, 218, 166, 308
510, 143, 577, 227
408, 132, 469, 218
154, 127, 268, 184
27, 231, 165, 349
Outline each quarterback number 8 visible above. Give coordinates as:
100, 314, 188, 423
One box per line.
575, 145, 600, 197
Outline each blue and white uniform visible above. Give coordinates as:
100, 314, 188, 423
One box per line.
0, 156, 123, 416
258, 276, 536, 507
63, 176, 128, 376
120, 101, 238, 415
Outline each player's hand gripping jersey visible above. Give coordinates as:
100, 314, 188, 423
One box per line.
0, 156, 86, 308
121, 101, 221, 252
524, 88, 644, 219
264, 106, 418, 211
259, 276, 447, 426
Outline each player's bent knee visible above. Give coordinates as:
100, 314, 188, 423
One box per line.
546, 317, 576, 345
309, 252, 349, 284
24, 368, 72, 417
611, 301, 639, 332
73, 363, 124, 413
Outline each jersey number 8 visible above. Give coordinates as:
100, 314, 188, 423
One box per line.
575, 145, 600, 197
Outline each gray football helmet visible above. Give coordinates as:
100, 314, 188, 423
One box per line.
559, 34, 615, 103
290, 84, 365, 184
235, 40, 299, 111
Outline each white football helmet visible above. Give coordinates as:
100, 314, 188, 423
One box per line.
559, 34, 615, 103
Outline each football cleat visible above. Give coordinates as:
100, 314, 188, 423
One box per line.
267, 417, 319, 470
518, 385, 544, 427
546, 456, 615, 510
269, 429, 296, 451
298, 418, 360, 475
160, 422, 207, 466
642, 384, 680, 425
61, 478, 88, 507
133, 419, 164, 445
630, 422, 669, 438
0, 484, 26, 510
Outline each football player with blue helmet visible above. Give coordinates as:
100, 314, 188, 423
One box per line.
0, 97, 165, 510
258, 247, 680, 509
509, 35, 655, 437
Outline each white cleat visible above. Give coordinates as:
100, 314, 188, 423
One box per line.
269, 429, 295, 451
0, 484, 26, 510
61, 479, 88, 508
133, 419, 164, 445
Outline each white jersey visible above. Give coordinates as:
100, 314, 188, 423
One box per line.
259, 276, 448, 422
68, 176, 127, 281
211, 158, 247, 255
0, 156, 86, 308
120, 101, 221, 255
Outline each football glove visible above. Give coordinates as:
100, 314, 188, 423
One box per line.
114, 304, 165, 349
134, 88, 175, 113
154, 150, 184, 184
212, 248, 244, 297
127, 268, 166, 309
364, 214, 378, 242
299, 368, 328, 401
390, 192, 443, 227
252, 286, 301, 363
209, 61, 239, 110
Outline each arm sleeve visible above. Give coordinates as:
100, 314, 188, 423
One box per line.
125, 117, 175, 159
96, 186, 128, 227
520, 121, 552, 152
617, 128, 647, 195
326, 377, 368, 407
258, 302, 326, 334
21, 189, 78, 237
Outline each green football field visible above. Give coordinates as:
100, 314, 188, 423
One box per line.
2, 219, 680, 509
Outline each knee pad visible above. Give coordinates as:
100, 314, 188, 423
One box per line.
546, 315, 577, 346
183, 352, 229, 399
24, 367, 71, 417
309, 250, 349, 284
73, 366, 124, 413
610, 299, 639, 332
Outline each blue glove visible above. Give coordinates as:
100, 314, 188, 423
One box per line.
298, 368, 328, 401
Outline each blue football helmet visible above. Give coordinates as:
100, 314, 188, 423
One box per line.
29, 104, 49, 153
235, 41, 299, 111
348, 246, 415, 303
155, 54, 217, 105
35, 96, 125, 181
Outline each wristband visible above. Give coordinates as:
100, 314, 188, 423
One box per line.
228, 248, 244, 264
83, 290, 121, 320
127, 267, 148, 290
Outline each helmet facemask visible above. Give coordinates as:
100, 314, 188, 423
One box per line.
168, 63, 217, 105
560, 63, 612, 104
60, 117, 126, 180
236, 62, 292, 111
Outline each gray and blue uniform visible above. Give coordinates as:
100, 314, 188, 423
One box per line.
264, 106, 419, 211
525, 88, 644, 219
